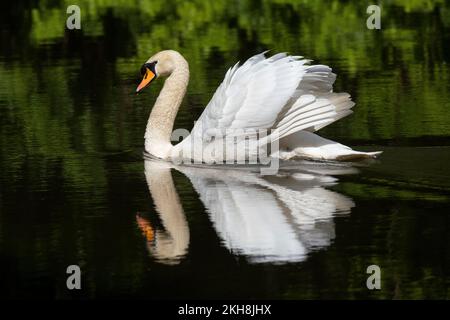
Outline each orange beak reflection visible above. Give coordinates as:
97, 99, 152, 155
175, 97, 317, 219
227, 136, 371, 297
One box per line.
136, 214, 155, 242
136, 68, 156, 93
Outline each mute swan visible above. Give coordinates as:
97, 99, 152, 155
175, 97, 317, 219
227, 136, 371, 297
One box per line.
139, 158, 355, 264
136, 50, 381, 163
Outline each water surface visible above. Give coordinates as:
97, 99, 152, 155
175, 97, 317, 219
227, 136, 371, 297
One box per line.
0, 1, 449, 299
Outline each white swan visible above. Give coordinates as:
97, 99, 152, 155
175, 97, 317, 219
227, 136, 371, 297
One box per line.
136, 50, 381, 162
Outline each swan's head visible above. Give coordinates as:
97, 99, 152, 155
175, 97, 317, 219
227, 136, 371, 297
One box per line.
136, 50, 184, 93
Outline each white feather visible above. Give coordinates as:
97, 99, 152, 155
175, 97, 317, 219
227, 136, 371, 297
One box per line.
174, 52, 381, 162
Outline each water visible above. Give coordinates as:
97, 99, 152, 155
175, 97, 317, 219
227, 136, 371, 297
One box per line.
0, 1, 449, 299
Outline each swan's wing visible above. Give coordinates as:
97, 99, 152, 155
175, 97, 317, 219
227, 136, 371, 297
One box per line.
190, 52, 306, 141
189, 52, 354, 143
273, 64, 354, 138
275, 92, 354, 138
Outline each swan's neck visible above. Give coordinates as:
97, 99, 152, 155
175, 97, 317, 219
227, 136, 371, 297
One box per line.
145, 58, 189, 159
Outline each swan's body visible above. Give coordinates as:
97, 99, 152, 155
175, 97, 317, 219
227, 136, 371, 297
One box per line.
137, 50, 381, 163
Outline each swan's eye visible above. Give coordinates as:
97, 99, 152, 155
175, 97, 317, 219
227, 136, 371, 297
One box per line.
141, 61, 157, 76
148, 62, 157, 74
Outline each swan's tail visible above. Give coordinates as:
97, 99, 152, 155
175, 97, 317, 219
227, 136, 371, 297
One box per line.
277, 131, 382, 161
335, 150, 383, 161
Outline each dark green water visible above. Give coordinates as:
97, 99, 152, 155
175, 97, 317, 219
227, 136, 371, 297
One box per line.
0, 1, 449, 299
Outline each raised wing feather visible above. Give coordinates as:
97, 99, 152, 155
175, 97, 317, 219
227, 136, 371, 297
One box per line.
191, 52, 310, 140
175, 52, 358, 162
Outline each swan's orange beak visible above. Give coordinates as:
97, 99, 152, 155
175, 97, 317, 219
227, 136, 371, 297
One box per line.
136, 68, 156, 93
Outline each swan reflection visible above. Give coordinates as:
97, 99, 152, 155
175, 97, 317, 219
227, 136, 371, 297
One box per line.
138, 159, 356, 264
